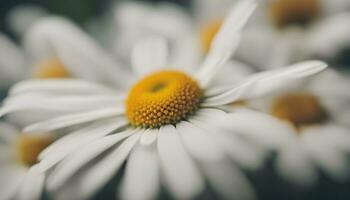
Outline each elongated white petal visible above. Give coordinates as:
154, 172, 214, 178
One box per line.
190, 118, 266, 170
176, 121, 225, 162
158, 125, 204, 199
24, 107, 123, 132
38, 119, 122, 159
7, 5, 47, 37
132, 36, 168, 76
120, 145, 159, 200
79, 132, 141, 199
276, 144, 318, 187
303, 132, 350, 182
25, 17, 132, 88
5, 93, 123, 106
202, 161, 256, 200
0, 166, 26, 200
319, 125, 350, 152
306, 13, 350, 58
47, 130, 135, 191
9, 79, 114, 96
204, 61, 327, 106
197, 0, 257, 86
199, 108, 294, 149
140, 129, 158, 146
1, 95, 123, 117
0, 122, 19, 144
0, 33, 27, 86
37, 119, 127, 172
16, 166, 45, 200
0, 145, 13, 162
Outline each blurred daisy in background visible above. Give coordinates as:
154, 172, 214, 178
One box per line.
236, 0, 350, 69
0, 121, 51, 200
192, 0, 350, 70
0, 16, 69, 92
234, 68, 350, 187
0, 0, 328, 199
88, 0, 201, 68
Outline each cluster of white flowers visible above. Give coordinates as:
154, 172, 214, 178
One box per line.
1, 0, 350, 200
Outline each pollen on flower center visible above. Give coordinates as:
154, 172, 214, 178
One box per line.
125, 70, 202, 128
33, 57, 70, 79
268, 0, 320, 29
271, 93, 328, 128
199, 19, 223, 53
16, 135, 53, 167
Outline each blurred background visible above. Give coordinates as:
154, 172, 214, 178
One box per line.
0, 0, 190, 37
1, 0, 350, 200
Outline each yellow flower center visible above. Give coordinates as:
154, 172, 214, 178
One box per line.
271, 93, 328, 129
199, 19, 223, 53
33, 57, 70, 79
268, 0, 320, 29
126, 70, 202, 128
16, 135, 53, 167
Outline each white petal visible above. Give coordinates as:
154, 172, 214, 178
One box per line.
16, 166, 45, 200
190, 118, 266, 170
319, 125, 350, 152
24, 17, 132, 88
0, 33, 27, 87
78, 132, 141, 199
196, 0, 257, 87
320, 0, 350, 15
0, 144, 13, 162
0, 165, 27, 200
24, 107, 123, 132
0, 122, 19, 144
197, 108, 294, 149
303, 131, 350, 182
37, 119, 127, 172
47, 129, 136, 191
209, 60, 254, 89
5, 93, 123, 107
9, 79, 114, 96
158, 125, 204, 199
176, 121, 225, 162
1, 94, 123, 116
306, 13, 350, 58
120, 145, 159, 200
7, 5, 47, 37
140, 129, 158, 146
276, 143, 318, 187
131, 36, 168, 76
202, 161, 256, 200
204, 61, 327, 106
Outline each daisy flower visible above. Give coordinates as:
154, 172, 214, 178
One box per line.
0, 0, 328, 199
245, 69, 350, 187
235, 0, 350, 68
87, 0, 199, 67
0, 121, 52, 200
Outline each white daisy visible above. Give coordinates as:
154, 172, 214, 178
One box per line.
87, 0, 199, 68
245, 69, 350, 187
235, 0, 350, 68
0, 121, 51, 200
0, 0, 328, 199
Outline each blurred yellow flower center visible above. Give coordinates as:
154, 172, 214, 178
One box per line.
199, 19, 222, 53
126, 70, 202, 128
16, 135, 53, 167
269, 0, 320, 28
271, 94, 328, 128
33, 57, 69, 79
